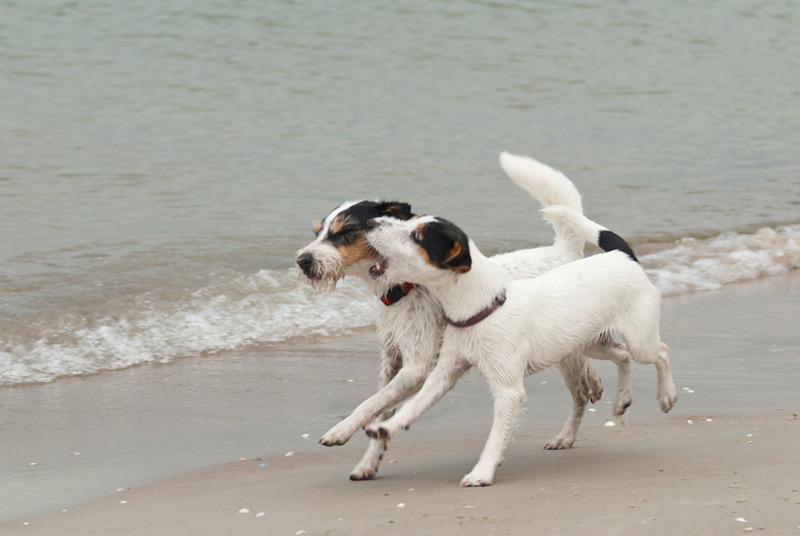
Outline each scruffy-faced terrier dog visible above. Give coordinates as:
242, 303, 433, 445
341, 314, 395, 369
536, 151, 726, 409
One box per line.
364, 207, 676, 486
296, 153, 638, 481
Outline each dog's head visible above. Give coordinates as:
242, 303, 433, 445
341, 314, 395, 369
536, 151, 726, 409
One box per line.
296, 200, 414, 292
365, 215, 472, 286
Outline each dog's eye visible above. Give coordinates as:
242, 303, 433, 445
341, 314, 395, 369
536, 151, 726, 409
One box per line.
330, 227, 361, 245
411, 230, 421, 243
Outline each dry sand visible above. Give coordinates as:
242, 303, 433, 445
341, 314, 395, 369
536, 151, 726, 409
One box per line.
2, 271, 799, 535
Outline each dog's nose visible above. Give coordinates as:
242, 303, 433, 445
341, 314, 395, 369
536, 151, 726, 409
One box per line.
366, 218, 381, 230
296, 252, 314, 271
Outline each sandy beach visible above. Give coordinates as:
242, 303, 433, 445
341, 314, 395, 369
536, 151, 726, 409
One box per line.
2, 270, 799, 535
6, 413, 799, 536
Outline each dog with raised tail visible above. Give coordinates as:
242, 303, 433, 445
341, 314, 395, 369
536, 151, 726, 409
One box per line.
296, 153, 629, 480
364, 207, 677, 487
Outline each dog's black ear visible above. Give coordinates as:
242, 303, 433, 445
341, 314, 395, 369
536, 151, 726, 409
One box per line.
420, 219, 471, 274
378, 201, 414, 221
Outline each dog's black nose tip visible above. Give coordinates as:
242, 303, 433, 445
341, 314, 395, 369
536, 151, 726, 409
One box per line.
296, 252, 313, 269
366, 218, 380, 230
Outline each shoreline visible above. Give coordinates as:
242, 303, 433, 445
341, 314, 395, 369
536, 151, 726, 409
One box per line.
2, 270, 799, 534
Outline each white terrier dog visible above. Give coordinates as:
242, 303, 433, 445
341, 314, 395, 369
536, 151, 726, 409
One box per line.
364, 207, 677, 487
297, 153, 633, 480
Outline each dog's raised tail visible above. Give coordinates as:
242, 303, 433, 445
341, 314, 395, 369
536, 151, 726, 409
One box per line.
540, 205, 639, 263
500, 152, 583, 213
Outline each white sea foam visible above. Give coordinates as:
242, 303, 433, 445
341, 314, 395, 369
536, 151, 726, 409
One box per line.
1, 224, 799, 386
642, 224, 800, 296
0, 270, 377, 386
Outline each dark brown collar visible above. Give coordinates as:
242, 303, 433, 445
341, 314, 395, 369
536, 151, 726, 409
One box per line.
443, 292, 507, 328
380, 283, 416, 306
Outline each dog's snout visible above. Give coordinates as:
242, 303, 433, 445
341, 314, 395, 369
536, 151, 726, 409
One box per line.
366, 218, 381, 230
296, 252, 314, 271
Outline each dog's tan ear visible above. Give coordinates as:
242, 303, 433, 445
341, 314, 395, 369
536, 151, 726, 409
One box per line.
442, 240, 471, 273
416, 218, 472, 273
312, 220, 322, 235
427, 219, 471, 273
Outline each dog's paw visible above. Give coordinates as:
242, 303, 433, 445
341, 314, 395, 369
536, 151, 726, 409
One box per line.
349, 466, 378, 481
658, 392, 677, 413
364, 423, 392, 440
583, 372, 603, 404
319, 422, 355, 447
460, 473, 493, 487
460, 462, 497, 487
543, 436, 574, 450
319, 434, 346, 447
613, 389, 633, 417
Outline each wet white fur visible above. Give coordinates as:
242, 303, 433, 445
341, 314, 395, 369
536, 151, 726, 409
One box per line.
301, 153, 624, 480
364, 210, 677, 486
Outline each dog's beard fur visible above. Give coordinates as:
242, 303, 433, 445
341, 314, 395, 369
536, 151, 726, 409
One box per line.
299, 236, 380, 294
299, 253, 345, 294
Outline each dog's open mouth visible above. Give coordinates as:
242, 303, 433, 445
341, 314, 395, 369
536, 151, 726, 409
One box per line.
369, 259, 388, 278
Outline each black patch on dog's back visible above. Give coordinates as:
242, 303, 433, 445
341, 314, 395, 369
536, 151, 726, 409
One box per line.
598, 230, 638, 263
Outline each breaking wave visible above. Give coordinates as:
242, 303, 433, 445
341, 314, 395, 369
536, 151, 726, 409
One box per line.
2, 224, 798, 386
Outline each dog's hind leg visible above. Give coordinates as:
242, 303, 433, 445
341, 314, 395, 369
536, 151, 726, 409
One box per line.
545, 352, 599, 450
581, 359, 604, 404
654, 342, 677, 413
461, 378, 527, 487
618, 305, 677, 414
624, 339, 676, 413
584, 334, 634, 417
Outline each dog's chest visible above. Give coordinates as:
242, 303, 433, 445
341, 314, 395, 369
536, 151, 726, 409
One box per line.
377, 290, 444, 348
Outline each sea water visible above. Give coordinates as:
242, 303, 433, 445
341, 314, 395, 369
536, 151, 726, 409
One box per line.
2, 0, 799, 384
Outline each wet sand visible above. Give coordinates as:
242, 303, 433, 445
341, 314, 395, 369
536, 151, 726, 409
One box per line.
2, 270, 799, 535
6, 413, 799, 536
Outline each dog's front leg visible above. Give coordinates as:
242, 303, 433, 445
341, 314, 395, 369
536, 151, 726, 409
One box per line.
341, 365, 429, 480
318, 347, 400, 480
461, 379, 526, 487
364, 348, 470, 441
320, 366, 427, 447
